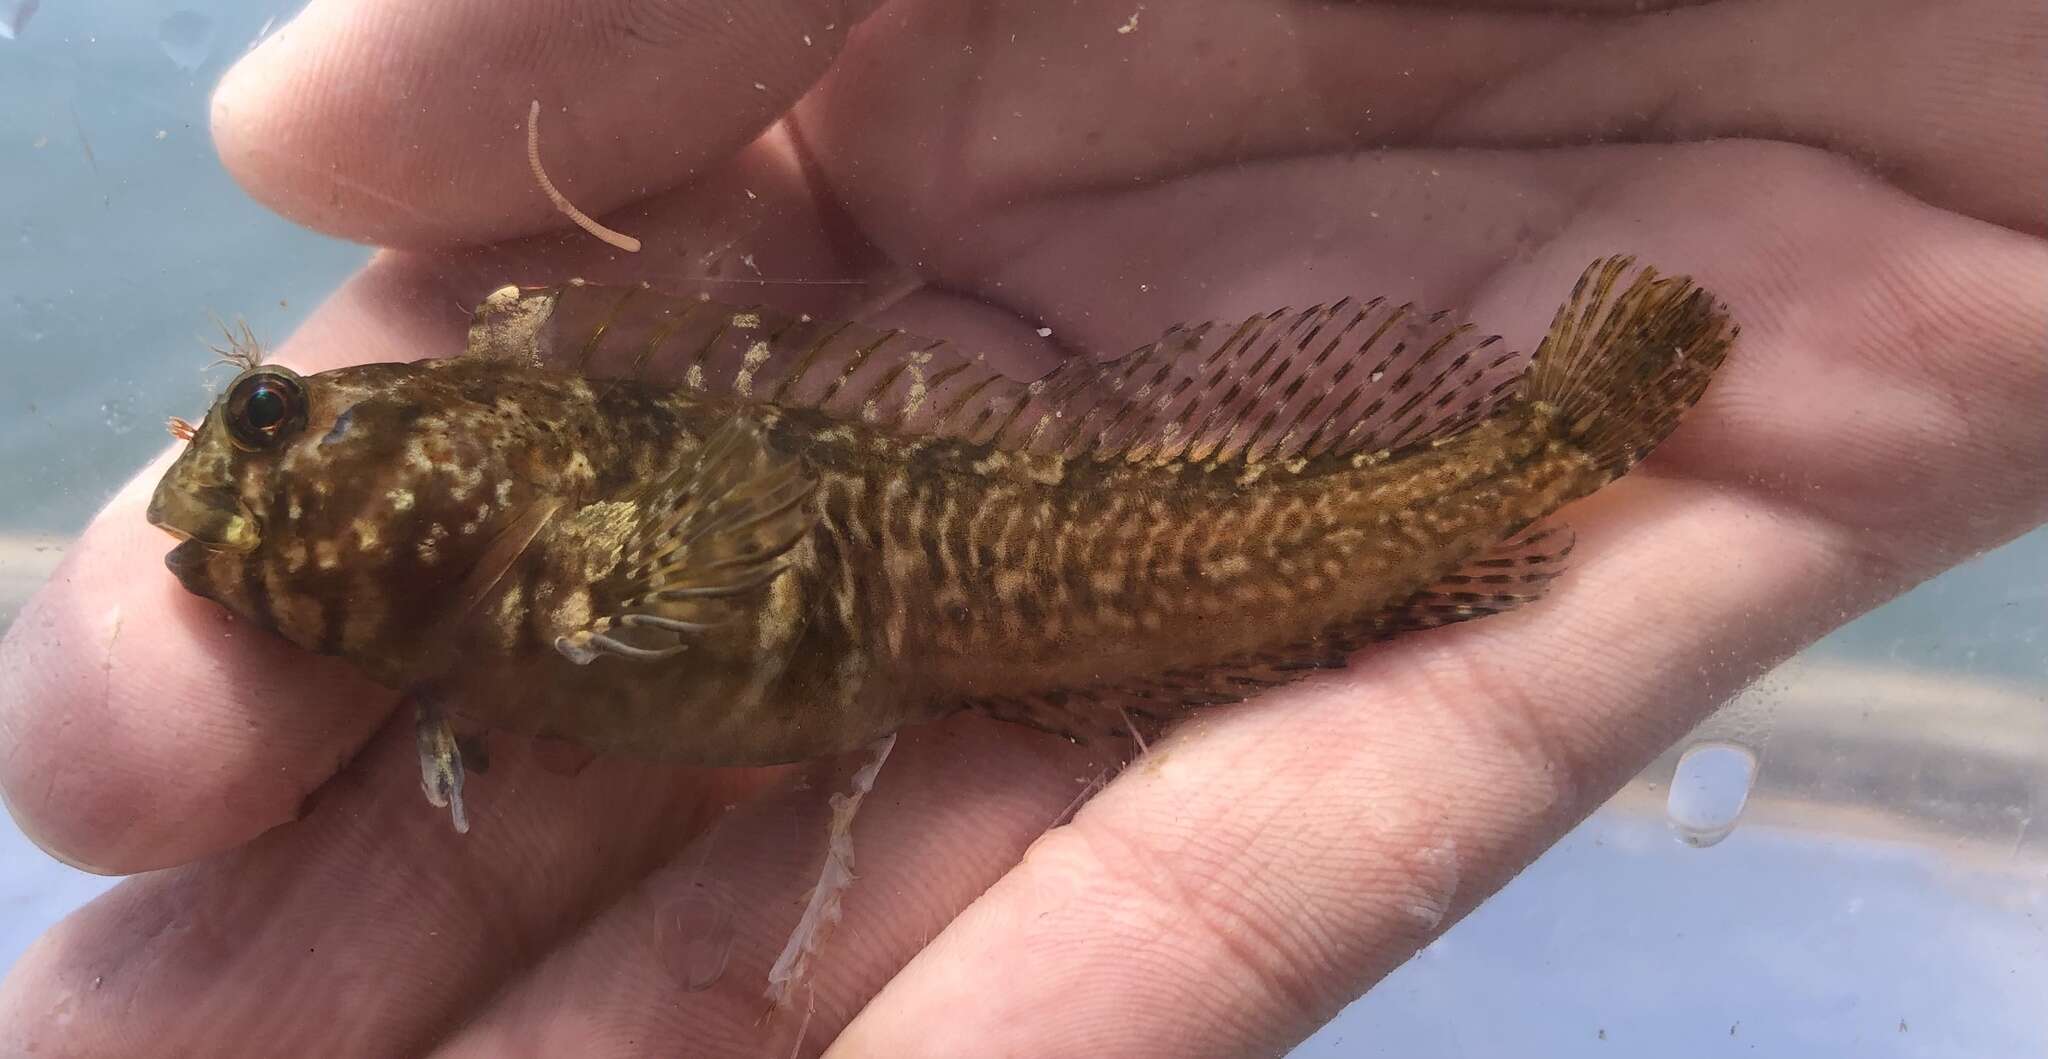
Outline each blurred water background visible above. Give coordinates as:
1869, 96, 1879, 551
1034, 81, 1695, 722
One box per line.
2, 2, 2042, 1055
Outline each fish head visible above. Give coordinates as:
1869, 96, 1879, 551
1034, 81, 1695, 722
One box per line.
149, 363, 316, 571
148, 357, 510, 667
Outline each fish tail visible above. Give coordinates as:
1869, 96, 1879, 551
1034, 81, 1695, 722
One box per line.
1521, 257, 1737, 478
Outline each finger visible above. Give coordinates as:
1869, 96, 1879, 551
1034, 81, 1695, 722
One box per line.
429, 717, 1115, 1057
211, 0, 884, 249
803, 0, 2045, 253
0, 711, 777, 1056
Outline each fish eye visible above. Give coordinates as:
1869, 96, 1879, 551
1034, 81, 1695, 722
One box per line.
224, 369, 308, 451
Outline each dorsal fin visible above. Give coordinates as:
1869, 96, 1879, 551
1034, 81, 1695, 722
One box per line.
468, 281, 1528, 468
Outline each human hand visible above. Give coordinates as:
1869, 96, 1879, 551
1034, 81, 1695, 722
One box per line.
4, 1, 2044, 1055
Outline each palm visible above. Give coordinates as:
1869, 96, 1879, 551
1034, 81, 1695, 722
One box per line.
3, 0, 2042, 1055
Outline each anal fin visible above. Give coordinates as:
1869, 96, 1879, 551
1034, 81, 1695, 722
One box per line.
1367, 523, 1575, 636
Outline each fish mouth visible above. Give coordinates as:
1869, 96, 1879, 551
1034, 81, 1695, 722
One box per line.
164, 538, 214, 594
146, 482, 261, 554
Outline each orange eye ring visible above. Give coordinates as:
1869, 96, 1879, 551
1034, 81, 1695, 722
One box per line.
223, 369, 307, 451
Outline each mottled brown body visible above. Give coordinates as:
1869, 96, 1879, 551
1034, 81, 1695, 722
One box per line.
149, 257, 1733, 779
789, 404, 1593, 720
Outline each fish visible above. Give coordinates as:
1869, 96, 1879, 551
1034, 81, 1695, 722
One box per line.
146, 256, 1736, 834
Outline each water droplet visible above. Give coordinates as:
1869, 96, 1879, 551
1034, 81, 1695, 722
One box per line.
1665, 742, 1757, 848
157, 11, 215, 72
660, 887, 734, 991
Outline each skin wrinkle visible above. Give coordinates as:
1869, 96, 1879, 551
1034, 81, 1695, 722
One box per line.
215, 136, 439, 227
1399, 636, 1582, 819
1088, 722, 1451, 1026
1443, 9, 1714, 145
1414, 10, 1630, 138
1079, 807, 1333, 1022
1010, 822, 1297, 1051
1488, 493, 1841, 778
958, 719, 1476, 1057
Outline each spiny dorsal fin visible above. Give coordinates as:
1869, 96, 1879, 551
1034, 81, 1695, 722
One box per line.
464, 286, 548, 366
554, 416, 818, 665
467, 281, 1527, 468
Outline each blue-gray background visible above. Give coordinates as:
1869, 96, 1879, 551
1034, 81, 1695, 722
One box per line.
2, 3, 2042, 1055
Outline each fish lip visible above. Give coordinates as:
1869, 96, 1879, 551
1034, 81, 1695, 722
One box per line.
144, 493, 190, 541
146, 483, 261, 554
164, 538, 210, 585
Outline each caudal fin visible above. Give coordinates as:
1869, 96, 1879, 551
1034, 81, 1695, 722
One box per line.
1522, 256, 1737, 478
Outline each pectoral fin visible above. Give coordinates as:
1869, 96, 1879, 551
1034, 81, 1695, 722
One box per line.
554, 415, 818, 665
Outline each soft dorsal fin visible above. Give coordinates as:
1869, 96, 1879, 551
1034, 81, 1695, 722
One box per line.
466, 281, 1527, 468
553, 416, 818, 665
